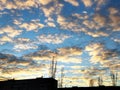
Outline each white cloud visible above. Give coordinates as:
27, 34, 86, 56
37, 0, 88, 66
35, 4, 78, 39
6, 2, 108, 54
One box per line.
70, 66, 83, 69
13, 43, 38, 52
0, 36, 12, 45
47, 22, 56, 27
112, 38, 120, 43
13, 37, 37, 52
64, 0, 79, 6
19, 21, 44, 31
37, 34, 71, 44
0, 26, 22, 38
0, 26, 22, 44
14, 38, 31, 44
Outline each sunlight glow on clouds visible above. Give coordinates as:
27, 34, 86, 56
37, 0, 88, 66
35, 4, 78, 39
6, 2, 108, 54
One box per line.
0, 0, 120, 87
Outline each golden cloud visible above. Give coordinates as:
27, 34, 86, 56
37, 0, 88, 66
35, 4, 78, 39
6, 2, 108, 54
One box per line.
85, 43, 117, 64
39, 0, 52, 5
93, 14, 106, 27
82, 0, 93, 7
64, 0, 79, 6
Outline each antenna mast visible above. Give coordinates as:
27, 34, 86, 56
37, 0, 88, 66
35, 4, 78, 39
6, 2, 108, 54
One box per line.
51, 56, 57, 78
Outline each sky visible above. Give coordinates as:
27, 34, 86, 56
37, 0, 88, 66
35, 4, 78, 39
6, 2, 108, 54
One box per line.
0, 0, 120, 87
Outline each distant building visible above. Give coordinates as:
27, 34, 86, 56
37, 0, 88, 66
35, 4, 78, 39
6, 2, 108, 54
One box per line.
0, 78, 57, 90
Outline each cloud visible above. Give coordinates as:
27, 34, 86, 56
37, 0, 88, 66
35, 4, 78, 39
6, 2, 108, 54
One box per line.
70, 66, 83, 69
0, 26, 22, 38
86, 31, 109, 37
93, 14, 106, 27
0, 36, 12, 45
85, 43, 117, 64
82, 0, 93, 7
19, 20, 44, 31
102, 57, 120, 71
0, 26, 22, 44
72, 13, 89, 19
14, 38, 31, 44
47, 22, 56, 27
0, 0, 37, 10
57, 9, 119, 37
57, 47, 82, 56
12, 38, 38, 52
57, 14, 109, 37
56, 47, 82, 64
23, 47, 82, 64
95, 0, 107, 11
112, 38, 120, 43
13, 44, 38, 52
57, 15, 67, 26
41, 1, 63, 18
0, 52, 46, 80
83, 20, 97, 29
39, 0, 52, 5
57, 15, 82, 32
64, 0, 79, 6
23, 50, 57, 61
37, 34, 71, 44
108, 7, 119, 15
13, 19, 23, 25
109, 15, 120, 30
42, 7, 55, 17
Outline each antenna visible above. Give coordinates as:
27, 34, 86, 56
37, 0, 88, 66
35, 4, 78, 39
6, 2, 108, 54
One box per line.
50, 56, 57, 78
60, 67, 64, 88
98, 76, 103, 86
89, 79, 94, 87
110, 72, 117, 86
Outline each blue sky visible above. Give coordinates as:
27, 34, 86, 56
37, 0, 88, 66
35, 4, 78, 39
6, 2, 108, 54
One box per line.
0, 0, 120, 87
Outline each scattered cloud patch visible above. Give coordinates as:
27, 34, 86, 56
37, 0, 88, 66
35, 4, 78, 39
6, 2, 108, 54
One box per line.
37, 34, 72, 44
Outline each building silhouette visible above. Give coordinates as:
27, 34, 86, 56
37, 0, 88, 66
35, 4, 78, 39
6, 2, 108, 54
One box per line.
0, 78, 57, 90
0, 78, 120, 90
